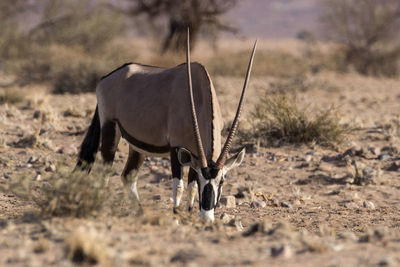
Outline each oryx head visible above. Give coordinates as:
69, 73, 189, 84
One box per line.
178, 29, 257, 222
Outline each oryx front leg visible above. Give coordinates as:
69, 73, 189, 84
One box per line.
121, 146, 144, 206
187, 168, 198, 212
170, 148, 184, 212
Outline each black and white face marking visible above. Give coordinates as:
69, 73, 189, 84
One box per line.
195, 165, 232, 222
177, 147, 246, 222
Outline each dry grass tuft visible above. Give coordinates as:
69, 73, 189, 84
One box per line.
245, 94, 352, 147
0, 89, 24, 105
3, 164, 111, 218
67, 226, 109, 264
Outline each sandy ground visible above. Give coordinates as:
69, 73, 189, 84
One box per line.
0, 71, 399, 266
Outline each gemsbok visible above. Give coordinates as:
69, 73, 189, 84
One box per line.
75, 29, 257, 222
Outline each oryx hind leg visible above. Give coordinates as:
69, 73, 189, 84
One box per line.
170, 148, 184, 212
100, 120, 121, 164
122, 145, 145, 206
187, 168, 198, 212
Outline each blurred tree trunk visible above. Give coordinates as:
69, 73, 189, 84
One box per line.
110, 0, 238, 53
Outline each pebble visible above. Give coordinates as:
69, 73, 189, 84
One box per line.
45, 164, 56, 172
153, 195, 162, 201
378, 154, 390, 161
388, 161, 400, 171
271, 244, 292, 258
57, 145, 77, 155
250, 200, 266, 208
368, 146, 381, 156
280, 202, 292, 208
220, 213, 235, 224
345, 202, 359, 209
337, 231, 357, 241
304, 155, 312, 162
363, 201, 376, 210
220, 196, 236, 208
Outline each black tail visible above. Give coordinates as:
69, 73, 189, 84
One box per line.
75, 105, 101, 172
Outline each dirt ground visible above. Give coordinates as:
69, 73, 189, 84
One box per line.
0, 71, 399, 266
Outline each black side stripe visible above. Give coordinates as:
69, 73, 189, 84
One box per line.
116, 121, 170, 154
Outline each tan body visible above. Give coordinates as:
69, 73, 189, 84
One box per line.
97, 63, 223, 160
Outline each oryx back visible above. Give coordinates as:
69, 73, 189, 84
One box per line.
96, 62, 222, 159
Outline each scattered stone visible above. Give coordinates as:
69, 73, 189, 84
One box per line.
33, 110, 41, 119
337, 231, 357, 241
280, 202, 292, 208
318, 162, 332, 173
296, 162, 310, 168
250, 200, 266, 208
220, 195, 236, 208
378, 154, 391, 161
153, 195, 162, 201
343, 146, 364, 157
234, 217, 244, 232
57, 145, 77, 155
387, 161, 400, 171
45, 164, 56, 172
359, 228, 388, 243
363, 201, 376, 210
304, 155, 312, 162
170, 249, 201, 263
368, 146, 381, 156
345, 202, 359, 209
35, 174, 42, 181
271, 244, 292, 258
220, 213, 235, 224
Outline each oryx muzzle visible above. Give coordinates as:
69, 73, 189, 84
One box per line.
75, 28, 257, 222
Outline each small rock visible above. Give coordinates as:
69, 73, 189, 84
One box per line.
57, 145, 77, 155
34, 174, 41, 181
271, 244, 292, 258
33, 110, 41, 119
343, 146, 364, 157
345, 202, 359, 209
220, 195, 236, 208
45, 164, 56, 172
234, 218, 244, 232
363, 201, 376, 210
378, 154, 391, 161
368, 146, 381, 156
318, 162, 332, 173
387, 161, 400, 171
337, 231, 357, 241
220, 213, 235, 224
153, 195, 162, 201
280, 202, 292, 208
250, 200, 266, 208
304, 155, 312, 162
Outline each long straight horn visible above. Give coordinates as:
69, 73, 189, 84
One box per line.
216, 40, 257, 169
186, 28, 207, 168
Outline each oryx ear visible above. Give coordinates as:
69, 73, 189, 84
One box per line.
177, 148, 197, 167
224, 147, 245, 171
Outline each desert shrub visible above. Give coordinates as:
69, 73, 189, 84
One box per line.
2, 165, 111, 217
245, 94, 352, 146
52, 62, 105, 94
0, 89, 24, 104
12, 44, 109, 93
321, 0, 400, 77
207, 50, 308, 78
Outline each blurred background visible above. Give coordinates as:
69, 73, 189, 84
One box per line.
0, 0, 399, 94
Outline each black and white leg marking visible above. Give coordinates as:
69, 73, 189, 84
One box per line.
121, 146, 145, 204
170, 148, 184, 209
187, 168, 198, 212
